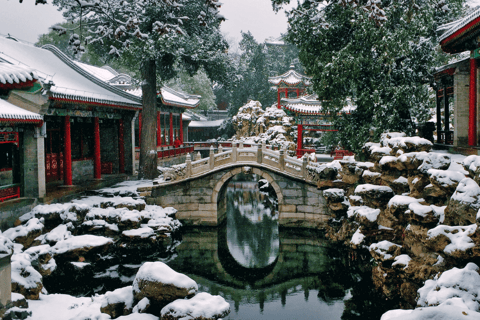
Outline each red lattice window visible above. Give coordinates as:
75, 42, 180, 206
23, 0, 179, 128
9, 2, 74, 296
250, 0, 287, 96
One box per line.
0, 132, 18, 145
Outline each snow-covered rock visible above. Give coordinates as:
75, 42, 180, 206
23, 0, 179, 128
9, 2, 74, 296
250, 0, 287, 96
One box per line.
161, 292, 230, 320
417, 263, 480, 312
51, 235, 113, 261
369, 241, 402, 262
427, 224, 477, 256
444, 178, 480, 226
3, 218, 43, 248
100, 285, 134, 318
132, 262, 198, 308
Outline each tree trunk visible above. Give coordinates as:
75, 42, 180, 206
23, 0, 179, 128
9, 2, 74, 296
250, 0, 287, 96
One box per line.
138, 59, 158, 179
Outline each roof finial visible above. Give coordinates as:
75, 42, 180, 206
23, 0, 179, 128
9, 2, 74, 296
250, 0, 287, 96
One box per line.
289, 63, 295, 69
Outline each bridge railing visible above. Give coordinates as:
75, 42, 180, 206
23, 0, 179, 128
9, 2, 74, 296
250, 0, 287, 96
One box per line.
165, 141, 318, 183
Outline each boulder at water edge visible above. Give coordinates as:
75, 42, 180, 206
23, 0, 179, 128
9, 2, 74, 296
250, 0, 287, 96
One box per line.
132, 262, 198, 310
161, 292, 230, 320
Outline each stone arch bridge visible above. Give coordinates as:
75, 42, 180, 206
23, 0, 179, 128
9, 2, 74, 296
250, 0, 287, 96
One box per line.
140, 143, 330, 227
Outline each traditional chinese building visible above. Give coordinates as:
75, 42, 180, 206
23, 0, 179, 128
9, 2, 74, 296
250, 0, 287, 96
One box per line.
0, 63, 44, 201
0, 35, 141, 192
435, 7, 480, 152
268, 65, 311, 109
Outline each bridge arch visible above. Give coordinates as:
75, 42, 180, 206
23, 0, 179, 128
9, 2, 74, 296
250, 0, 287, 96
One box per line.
145, 164, 329, 228
211, 166, 284, 205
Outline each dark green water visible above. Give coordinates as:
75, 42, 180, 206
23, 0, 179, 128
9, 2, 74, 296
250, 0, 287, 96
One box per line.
45, 174, 395, 319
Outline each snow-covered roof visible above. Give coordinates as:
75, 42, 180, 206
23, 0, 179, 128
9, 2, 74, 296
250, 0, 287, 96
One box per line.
74, 61, 133, 87
282, 94, 356, 115
438, 6, 480, 52
264, 36, 286, 46
268, 65, 311, 87
159, 86, 201, 109
0, 36, 141, 109
0, 63, 38, 86
189, 119, 224, 128
0, 98, 43, 122
282, 94, 323, 115
123, 86, 201, 109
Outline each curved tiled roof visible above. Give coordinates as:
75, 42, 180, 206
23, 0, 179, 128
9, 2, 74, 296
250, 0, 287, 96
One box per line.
268, 66, 311, 87
0, 98, 43, 122
159, 86, 201, 109
0, 63, 37, 85
0, 36, 141, 109
282, 94, 355, 115
124, 86, 201, 109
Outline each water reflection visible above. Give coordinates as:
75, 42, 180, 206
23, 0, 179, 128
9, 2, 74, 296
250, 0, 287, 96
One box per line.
44, 173, 397, 319
224, 173, 279, 269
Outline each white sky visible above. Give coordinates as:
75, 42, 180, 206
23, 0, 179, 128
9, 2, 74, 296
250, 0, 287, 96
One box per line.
0, 0, 293, 45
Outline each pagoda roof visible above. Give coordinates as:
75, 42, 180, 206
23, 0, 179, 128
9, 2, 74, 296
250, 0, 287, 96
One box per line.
268, 65, 311, 87
0, 36, 141, 110
0, 98, 43, 124
282, 94, 356, 115
282, 94, 323, 115
438, 7, 480, 53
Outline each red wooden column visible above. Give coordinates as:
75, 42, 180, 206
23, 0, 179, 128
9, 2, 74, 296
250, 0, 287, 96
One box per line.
138, 112, 142, 146
94, 117, 101, 179
285, 88, 288, 99
179, 113, 183, 143
156, 111, 161, 146
64, 116, 72, 186
296, 88, 300, 98
469, 56, 477, 146
277, 89, 281, 109
169, 112, 173, 146
297, 124, 303, 157
118, 119, 125, 174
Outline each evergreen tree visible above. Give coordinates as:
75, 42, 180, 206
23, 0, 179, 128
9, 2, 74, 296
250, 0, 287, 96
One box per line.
271, 0, 465, 152
43, 0, 228, 178
166, 67, 216, 112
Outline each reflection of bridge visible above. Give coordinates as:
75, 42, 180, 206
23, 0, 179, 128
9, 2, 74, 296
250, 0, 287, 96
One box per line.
140, 142, 330, 227
166, 227, 337, 310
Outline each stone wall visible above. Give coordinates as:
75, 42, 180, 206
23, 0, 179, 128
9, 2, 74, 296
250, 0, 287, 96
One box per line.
72, 159, 94, 180
0, 170, 13, 186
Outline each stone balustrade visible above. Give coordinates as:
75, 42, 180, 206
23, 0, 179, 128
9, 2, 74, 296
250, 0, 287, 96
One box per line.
176, 142, 310, 182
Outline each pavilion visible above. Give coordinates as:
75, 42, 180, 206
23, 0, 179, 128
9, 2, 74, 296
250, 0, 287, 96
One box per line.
0, 35, 141, 192
435, 7, 480, 153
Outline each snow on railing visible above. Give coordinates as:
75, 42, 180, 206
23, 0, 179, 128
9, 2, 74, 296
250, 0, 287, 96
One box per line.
169, 141, 312, 182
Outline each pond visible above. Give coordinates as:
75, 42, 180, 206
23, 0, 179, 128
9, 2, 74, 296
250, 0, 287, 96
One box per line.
44, 174, 397, 319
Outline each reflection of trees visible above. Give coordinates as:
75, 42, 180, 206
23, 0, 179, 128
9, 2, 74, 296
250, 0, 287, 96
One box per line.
308, 241, 398, 320
225, 174, 279, 269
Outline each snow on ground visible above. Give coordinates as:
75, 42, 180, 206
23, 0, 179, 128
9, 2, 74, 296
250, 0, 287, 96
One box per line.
26, 293, 110, 320
96, 180, 154, 197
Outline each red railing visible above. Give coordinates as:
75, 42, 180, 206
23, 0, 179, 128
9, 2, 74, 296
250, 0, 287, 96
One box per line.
296, 149, 316, 158
0, 183, 20, 202
157, 144, 195, 159
332, 149, 354, 160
